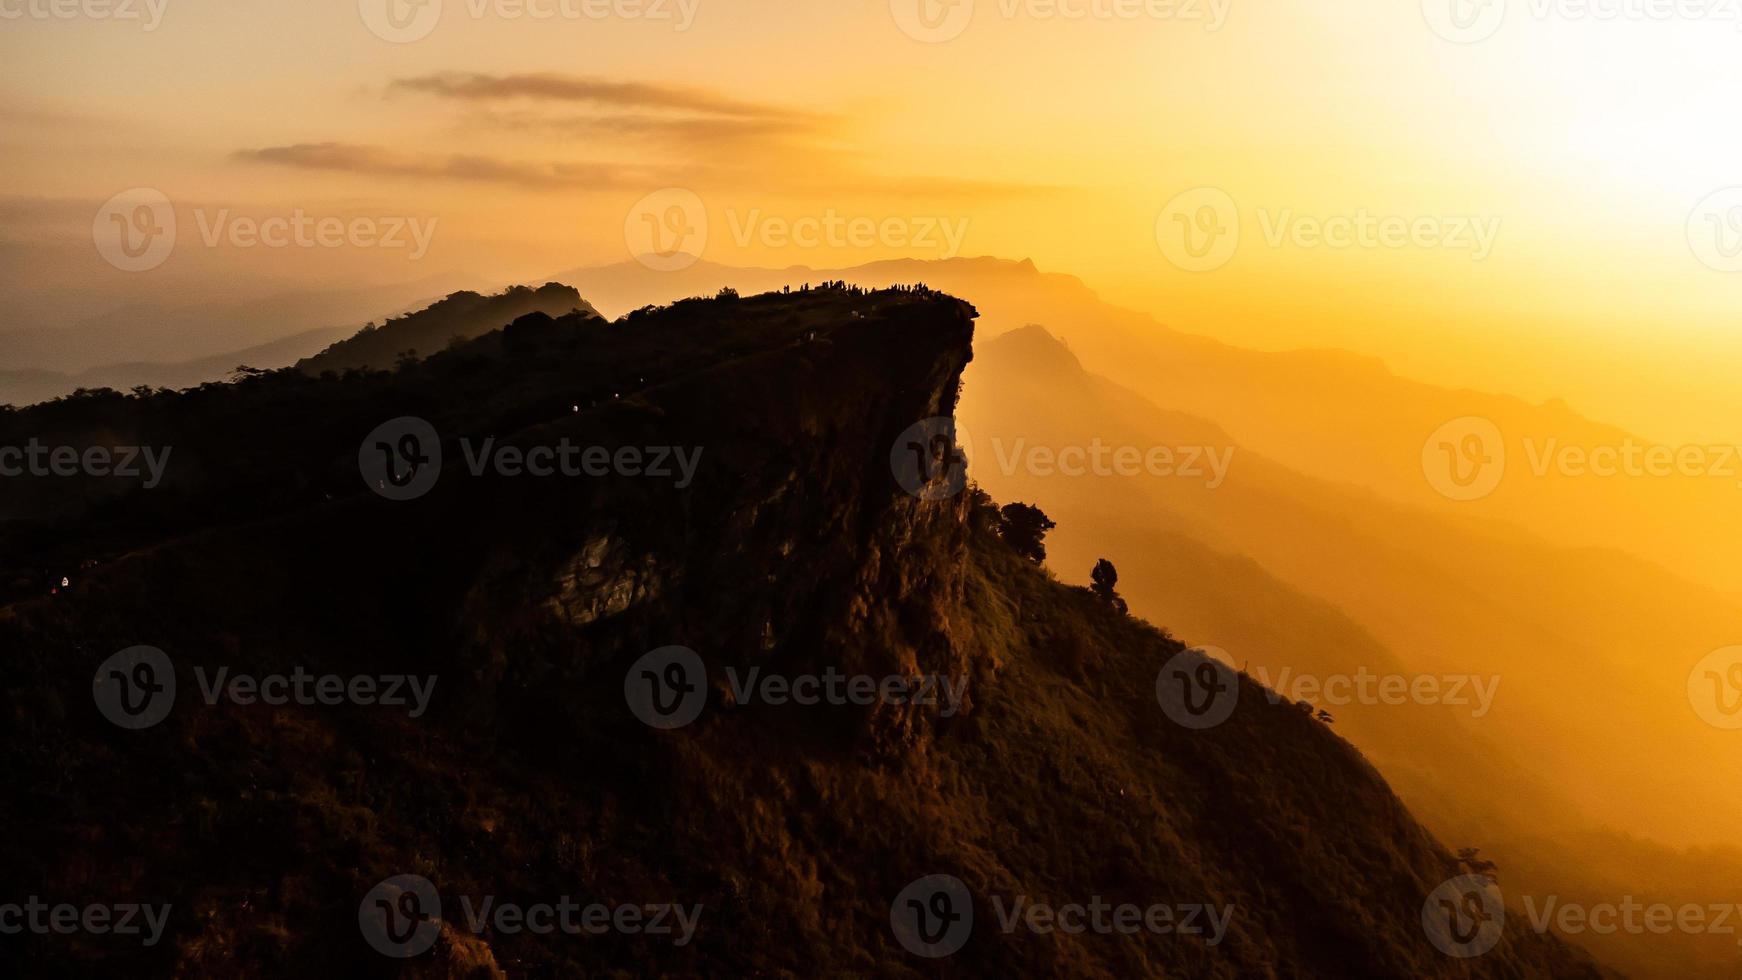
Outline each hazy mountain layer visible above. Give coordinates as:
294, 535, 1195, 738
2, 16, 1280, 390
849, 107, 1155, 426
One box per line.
960, 323, 1741, 979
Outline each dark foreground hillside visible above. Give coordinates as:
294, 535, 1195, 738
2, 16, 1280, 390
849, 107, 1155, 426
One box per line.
0, 287, 1605, 977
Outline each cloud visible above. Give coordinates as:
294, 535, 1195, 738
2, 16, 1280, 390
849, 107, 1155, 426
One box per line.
233, 141, 1051, 201
237, 78, 1051, 200
388, 72, 819, 123
233, 142, 658, 190
389, 72, 835, 160
465, 109, 819, 145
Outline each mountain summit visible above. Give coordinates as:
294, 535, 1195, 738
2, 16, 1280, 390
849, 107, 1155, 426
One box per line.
296, 282, 596, 375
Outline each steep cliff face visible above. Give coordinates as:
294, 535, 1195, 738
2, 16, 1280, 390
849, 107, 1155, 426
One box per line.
0, 287, 1603, 977
435, 288, 983, 761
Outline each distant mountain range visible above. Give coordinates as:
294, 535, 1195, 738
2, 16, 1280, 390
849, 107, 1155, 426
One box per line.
0, 272, 492, 407
960, 322, 1742, 979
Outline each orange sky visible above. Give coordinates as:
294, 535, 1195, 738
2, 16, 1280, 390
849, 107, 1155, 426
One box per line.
5, 0, 1742, 442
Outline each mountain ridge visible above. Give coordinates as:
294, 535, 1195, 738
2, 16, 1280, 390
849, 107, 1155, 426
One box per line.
0, 285, 1605, 977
